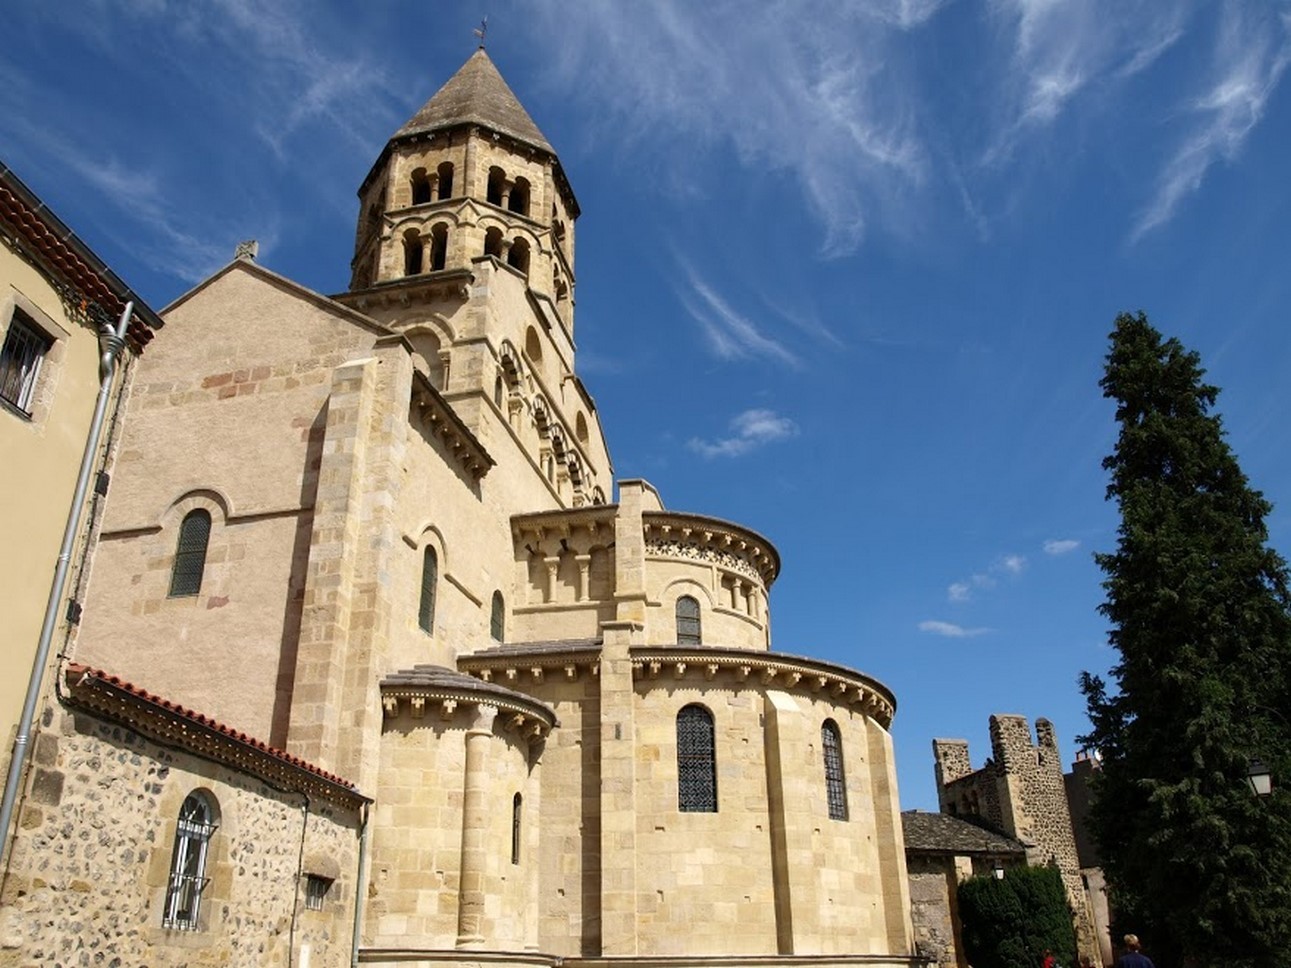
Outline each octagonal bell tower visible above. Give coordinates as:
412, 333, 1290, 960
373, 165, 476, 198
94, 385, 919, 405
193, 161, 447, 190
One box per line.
349, 47, 579, 336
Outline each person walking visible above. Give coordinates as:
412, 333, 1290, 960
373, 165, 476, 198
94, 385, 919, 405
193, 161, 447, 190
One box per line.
1114, 934, 1155, 968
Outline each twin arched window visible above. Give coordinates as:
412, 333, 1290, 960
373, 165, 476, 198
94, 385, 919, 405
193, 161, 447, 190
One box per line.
677, 704, 717, 812
169, 510, 211, 598
418, 547, 438, 633
822, 719, 849, 821
163, 791, 217, 930
675, 595, 701, 645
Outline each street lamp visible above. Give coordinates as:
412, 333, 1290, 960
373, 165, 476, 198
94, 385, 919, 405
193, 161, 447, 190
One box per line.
1247, 759, 1272, 798
992, 861, 1005, 880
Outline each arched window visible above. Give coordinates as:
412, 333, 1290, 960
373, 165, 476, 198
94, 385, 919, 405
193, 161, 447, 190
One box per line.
677, 704, 717, 812
404, 230, 424, 276
675, 595, 701, 645
511, 792, 523, 865
509, 177, 530, 216
169, 509, 212, 598
483, 227, 503, 259
429, 223, 448, 271
822, 719, 848, 821
418, 546, 438, 634
163, 791, 217, 930
507, 238, 530, 276
436, 161, 454, 200
490, 590, 505, 642
487, 167, 506, 207
410, 168, 431, 205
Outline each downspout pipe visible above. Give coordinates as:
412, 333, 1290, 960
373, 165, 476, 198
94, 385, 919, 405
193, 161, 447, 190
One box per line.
351, 802, 370, 968
0, 301, 132, 866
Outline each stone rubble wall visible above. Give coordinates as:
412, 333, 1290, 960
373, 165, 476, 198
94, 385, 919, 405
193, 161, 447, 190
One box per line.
0, 704, 361, 968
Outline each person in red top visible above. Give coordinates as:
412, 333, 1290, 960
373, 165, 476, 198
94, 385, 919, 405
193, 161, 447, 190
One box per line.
1041, 950, 1057, 968
1115, 933, 1155, 968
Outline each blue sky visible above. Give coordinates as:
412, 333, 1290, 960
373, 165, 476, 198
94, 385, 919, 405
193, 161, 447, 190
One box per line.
4, 1, 1291, 811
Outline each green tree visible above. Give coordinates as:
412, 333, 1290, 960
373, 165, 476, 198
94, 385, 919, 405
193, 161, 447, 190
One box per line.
958, 865, 1076, 968
1081, 312, 1291, 967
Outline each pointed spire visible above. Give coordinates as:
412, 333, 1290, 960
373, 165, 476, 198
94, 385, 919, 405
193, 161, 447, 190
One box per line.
395, 49, 553, 155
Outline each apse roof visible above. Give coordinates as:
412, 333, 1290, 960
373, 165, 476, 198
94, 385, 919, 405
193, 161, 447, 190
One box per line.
395, 48, 554, 155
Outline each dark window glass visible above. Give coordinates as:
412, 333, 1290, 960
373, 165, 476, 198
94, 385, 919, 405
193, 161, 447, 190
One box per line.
491, 590, 505, 642
676, 595, 701, 645
677, 704, 717, 812
822, 719, 848, 821
169, 510, 212, 598
418, 546, 438, 633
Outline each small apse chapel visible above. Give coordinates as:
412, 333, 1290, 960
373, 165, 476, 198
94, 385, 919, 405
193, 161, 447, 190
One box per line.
2, 49, 920, 967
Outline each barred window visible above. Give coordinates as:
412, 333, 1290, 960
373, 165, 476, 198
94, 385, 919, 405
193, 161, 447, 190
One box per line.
0, 310, 52, 415
677, 704, 717, 812
305, 874, 332, 911
418, 546, 438, 633
822, 719, 848, 821
163, 792, 217, 930
675, 595, 701, 645
490, 590, 505, 642
511, 792, 522, 865
169, 510, 212, 598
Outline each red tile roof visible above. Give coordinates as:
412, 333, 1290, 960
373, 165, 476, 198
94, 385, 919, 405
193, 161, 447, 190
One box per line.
63, 663, 367, 808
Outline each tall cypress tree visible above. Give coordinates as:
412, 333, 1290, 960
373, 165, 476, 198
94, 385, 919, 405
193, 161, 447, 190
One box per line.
1081, 312, 1291, 967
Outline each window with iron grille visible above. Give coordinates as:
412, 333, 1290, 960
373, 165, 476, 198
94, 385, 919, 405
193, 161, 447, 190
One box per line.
169, 509, 212, 597
677, 703, 717, 812
0, 310, 52, 416
490, 590, 505, 641
511, 792, 522, 865
675, 595, 701, 645
163, 792, 217, 930
418, 546, 438, 633
822, 719, 848, 821
305, 874, 332, 911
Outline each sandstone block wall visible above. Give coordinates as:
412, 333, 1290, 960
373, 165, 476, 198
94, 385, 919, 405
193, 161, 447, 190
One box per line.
0, 705, 360, 968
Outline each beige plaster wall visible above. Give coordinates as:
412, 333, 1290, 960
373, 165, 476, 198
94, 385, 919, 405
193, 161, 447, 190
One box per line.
0, 704, 360, 968
0, 246, 121, 767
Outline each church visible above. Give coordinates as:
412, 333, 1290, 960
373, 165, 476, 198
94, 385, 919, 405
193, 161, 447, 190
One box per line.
0, 50, 921, 967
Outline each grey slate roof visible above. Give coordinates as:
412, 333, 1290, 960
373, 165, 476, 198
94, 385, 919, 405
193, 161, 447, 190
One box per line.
461, 638, 602, 659
901, 810, 1028, 856
395, 49, 554, 155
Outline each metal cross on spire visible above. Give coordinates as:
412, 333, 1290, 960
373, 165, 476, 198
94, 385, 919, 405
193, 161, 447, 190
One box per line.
473, 16, 488, 48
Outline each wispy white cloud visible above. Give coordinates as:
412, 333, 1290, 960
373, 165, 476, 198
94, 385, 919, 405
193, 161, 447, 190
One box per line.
688, 409, 799, 459
1131, 7, 1291, 241
1044, 538, 1080, 555
680, 270, 800, 367
535, 3, 928, 255
985, 1, 1195, 164
947, 553, 1027, 602
919, 620, 991, 638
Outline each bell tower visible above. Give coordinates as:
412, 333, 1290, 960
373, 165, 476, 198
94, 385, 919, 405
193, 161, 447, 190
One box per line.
348, 48, 578, 336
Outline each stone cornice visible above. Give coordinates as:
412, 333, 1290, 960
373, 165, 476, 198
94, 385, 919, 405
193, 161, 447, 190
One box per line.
379, 669, 557, 742
642, 511, 780, 587
411, 369, 495, 481
629, 647, 895, 728
512, 507, 618, 546
337, 268, 474, 311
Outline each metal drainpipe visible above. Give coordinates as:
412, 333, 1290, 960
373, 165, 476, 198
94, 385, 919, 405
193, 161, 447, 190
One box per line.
0, 301, 132, 866
351, 802, 370, 968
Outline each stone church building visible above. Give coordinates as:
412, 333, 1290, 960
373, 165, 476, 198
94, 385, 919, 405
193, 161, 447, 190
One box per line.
0, 50, 923, 966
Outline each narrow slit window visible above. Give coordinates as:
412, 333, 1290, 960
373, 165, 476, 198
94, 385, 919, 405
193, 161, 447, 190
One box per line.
169, 510, 212, 598
677, 704, 717, 812
418, 546, 438, 633
511, 792, 522, 865
675, 595, 701, 645
490, 590, 505, 642
822, 719, 848, 821
305, 874, 332, 911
